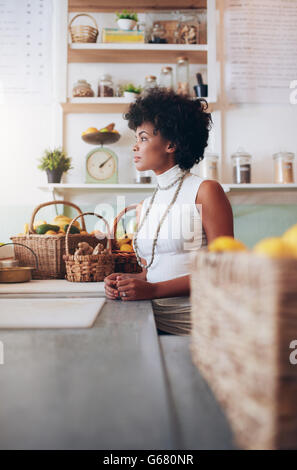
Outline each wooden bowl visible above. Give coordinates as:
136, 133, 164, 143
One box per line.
81, 132, 121, 145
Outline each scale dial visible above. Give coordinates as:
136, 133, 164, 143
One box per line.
86, 148, 118, 183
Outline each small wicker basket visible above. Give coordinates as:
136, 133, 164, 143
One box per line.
112, 204, 143, 274
190, 251, 297, 450
69, 13, 99, 43
63, 212, 114, 282
11, 201, 104, 280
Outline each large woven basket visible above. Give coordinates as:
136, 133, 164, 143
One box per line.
69, 13, 99, 43
11, 201, 105, 280
190, 251, 297, 450
63, 212, 114, 282
112, 204, 142, 274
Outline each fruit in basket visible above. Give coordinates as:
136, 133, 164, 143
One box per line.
99, 123, 115, 132
64, 224, 80, 234
208, 236, 247, 253
23, 223, 29, 235
36, 224, 60, 234
45, 230, 59, 235
120, 243, 134, 252
52, 215, 81, 230
33, 220, 47, 230
253, 237, 295, 258
84, 127, 99, 135
282, 223, 297, 256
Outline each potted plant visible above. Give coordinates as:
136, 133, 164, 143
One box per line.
116, 10, 138, 30
121, 83, 142, 100
38, 148, 72, 183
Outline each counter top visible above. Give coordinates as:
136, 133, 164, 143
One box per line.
0, 289, 235, 449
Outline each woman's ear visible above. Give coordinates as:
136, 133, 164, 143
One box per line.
167, 142, 176, 153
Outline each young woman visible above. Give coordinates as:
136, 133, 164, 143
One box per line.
104, 88, 233, 334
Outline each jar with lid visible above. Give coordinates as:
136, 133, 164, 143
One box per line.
273, 152, 295, 184
177, 15, 199, 44
176, 56, 189, 96
72, 80, 94, 97
199, 153, 219, 180
144, 75, 157, 92
149, 23, 167, 44
159, 66, 173, 91
98, 74, 114, 97
231, 148, 252, 184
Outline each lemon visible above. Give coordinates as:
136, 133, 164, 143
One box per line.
208, 236, 247, 253
120, 244, 134, 252
282, 223, 297, 256
253, 237, 295, 258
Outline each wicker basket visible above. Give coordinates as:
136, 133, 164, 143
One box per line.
69, 13, 99, 43
112, 204, 142, 274
10, 201, 105, 280
63, 212, 114, 282
190, 251, 297, 450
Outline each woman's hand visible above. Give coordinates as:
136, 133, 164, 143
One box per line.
117, 276, 156, 301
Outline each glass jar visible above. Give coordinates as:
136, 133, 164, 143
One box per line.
273, 152, 295, 184
231, 148, 252, 184
159, 66, 173, 91
72, 79, 94, 97
176, 56, 189, 96
199, 153, 219, 180
177, 16, 199, 44
149, 23, 167, 43
98, 74, 114, 97
144, 75, 157, 91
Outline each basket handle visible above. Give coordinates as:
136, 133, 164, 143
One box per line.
0, 242, 38, 270
65, 212, 112, 256
68, 13, 98, 30
112, 204, 138, 243
29, 200, 86, 234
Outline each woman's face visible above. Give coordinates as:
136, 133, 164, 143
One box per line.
133, 122, 175, 174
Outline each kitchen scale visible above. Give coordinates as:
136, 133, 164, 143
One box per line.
82, 131, 121, 184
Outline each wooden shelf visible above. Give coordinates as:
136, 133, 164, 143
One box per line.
38, 184, 156, 191
68, 43, 207, 64
68, 1, 207, 12
39, 183, 297, 194
62, 97, 214, 114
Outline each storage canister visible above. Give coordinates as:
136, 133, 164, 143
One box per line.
273, 152, 295, 184
72, 79, 95, 97
98, 74, 114, 97
159, 66, 173, 91
176, 56, 189, 96
199, 153, 219, 180
144, 75, 157, 92
231, 148, 252, 184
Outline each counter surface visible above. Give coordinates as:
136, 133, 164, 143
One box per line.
0, 286, 235, 450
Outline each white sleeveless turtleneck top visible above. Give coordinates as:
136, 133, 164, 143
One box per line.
137, 164, 208, 283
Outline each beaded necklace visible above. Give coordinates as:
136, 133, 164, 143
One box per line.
133, 170, 189, 269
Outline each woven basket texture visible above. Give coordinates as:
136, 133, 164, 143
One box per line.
69, 13, 98, 43
190, 251, 297, 450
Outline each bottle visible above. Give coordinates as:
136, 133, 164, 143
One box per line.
176, 56, 190, 96
72, 80, 94, 97
231, 148, 252, 184
273, 152, 295, 183
98, 74, 114, 97
144, 75, 157, 92
159, 66, 173, 91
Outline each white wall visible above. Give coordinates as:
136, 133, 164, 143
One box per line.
1, 2, 297, 215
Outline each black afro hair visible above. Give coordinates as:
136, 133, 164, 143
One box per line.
124, 87, 212, 170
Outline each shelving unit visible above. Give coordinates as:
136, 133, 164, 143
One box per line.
68, 1, 207, 12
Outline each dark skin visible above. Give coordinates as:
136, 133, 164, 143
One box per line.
104, 123, 234, 301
